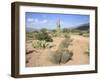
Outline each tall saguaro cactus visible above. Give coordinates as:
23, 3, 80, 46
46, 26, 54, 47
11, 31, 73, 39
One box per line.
56, 19, 61, 36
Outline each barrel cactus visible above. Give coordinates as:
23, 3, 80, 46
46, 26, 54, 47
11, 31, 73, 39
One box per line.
61, 50, 73, 63
48, 49, 73, 64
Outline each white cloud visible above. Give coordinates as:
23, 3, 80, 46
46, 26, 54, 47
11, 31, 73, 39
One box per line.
27, 18, 38, 23
27, 18, 34, 22
40, 20, 48, 23
27, 18, 48, 24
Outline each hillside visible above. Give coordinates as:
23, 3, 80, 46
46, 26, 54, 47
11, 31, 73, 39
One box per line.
75, 23, 89, 30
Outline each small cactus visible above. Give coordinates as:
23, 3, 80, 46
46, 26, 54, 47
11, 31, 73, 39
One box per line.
32, 40, 53, 49
48, 49, 73, 64
59, 39, 71, 49
85, 46, 89, 56
61, 50, 73, 63
84, 43, 89, 56
64, 34, 70, 39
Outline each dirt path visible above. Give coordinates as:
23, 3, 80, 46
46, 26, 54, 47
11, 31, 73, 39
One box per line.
65, 35, 89, 65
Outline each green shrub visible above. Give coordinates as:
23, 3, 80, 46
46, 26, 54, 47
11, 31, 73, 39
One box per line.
64, 34, 70, 39
82, 34, 89, 37
40, 28, 48, 32
79, 32, 83, 35
63, 28, 68, 33
50, 32, 58, 37
26, 32, 39, 41
26, 32, 34, 40
51, 50, 62, 64
85, 51, 89, 56
85, 47, 89, 56
35, 30, 53, 42
59, 38, 71, 49
61, 49, 73, 63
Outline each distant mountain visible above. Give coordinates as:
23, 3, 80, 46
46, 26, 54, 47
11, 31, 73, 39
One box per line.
75, 23, 89, 30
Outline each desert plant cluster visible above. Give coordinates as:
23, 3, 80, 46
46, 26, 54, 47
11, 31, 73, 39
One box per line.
32, 40, 53, 48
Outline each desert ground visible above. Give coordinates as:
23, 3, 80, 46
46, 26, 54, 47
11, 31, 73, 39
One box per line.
26, 34, 89, 67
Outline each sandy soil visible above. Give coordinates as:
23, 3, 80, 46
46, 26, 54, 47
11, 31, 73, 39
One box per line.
65, 35, 89, 65
26, 35, 89, 67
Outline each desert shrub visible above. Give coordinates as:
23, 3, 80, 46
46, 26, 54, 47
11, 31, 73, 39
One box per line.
63, 28, 73, 34
85, 46, 89, 56
51, 29, 56, 33
82, 34, 89, 37
85, 50, 89, 56
61, 49, 73, 63
59, 38, 72, 50
51, 32, 58, 37
50, 29, 57, 37
26, 33, 33, 38
40, 28, 48, 32
26, 32, 39, 41
32, 40, 53, 49
26, 32, 34, 40
50, 31, 60, 37
64, 34, 70, 39
48, 49, 73, 64
49, 50, 62, 64
63, 28, 68, 33
79, 32, 83, 35
35, 30, 53, 42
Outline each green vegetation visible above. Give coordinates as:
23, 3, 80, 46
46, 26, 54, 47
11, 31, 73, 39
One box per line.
48, 49, 73, 64
26, 32, 35, 40
59, 39, 70, 49
64, 34, 70, 39
61, 49, 73, 63
82, 32, 89, 37
49, 50, 62, 64
85, 45, 89, 56
35, 29, 53, 42
32, 40, 53, 49
59, 34, 72, 50
79, 32, 83, 35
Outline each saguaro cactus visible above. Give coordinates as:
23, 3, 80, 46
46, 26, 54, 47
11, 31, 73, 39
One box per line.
56, 19, 61, 36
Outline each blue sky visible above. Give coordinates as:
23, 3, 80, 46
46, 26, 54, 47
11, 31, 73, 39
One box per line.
25, 12, 89, 29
